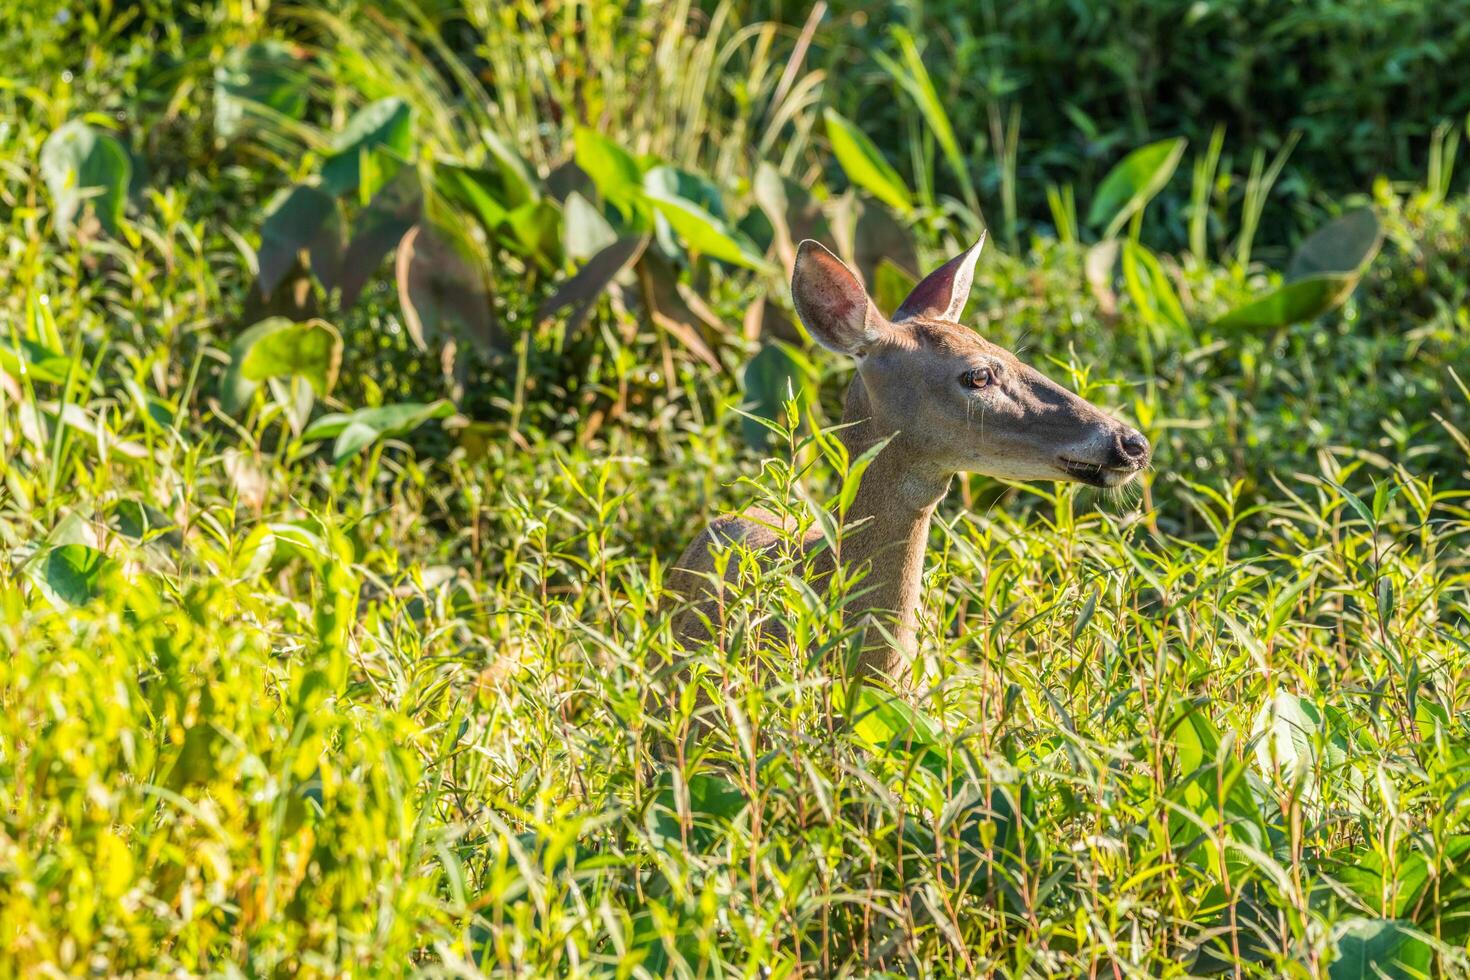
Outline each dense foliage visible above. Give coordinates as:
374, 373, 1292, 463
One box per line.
812, 0, 1470, 249
3, 1, 1470, 976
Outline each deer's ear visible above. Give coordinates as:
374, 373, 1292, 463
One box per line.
894, 232, 986, 323
791, 240, 884, 356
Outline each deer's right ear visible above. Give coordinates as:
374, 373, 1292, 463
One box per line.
791, 240, 884, 356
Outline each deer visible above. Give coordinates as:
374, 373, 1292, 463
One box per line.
659, 235, 1150, 700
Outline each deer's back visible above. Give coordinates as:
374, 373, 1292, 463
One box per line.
665, 507, 823, 646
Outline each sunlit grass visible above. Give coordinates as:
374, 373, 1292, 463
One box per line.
4, 2, 1470, 977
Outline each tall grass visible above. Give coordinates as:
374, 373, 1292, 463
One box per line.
5, 2, 1470, 976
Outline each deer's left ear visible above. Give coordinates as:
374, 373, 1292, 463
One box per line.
893, 232, 986, 323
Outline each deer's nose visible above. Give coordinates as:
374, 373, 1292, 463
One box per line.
1117, 429, 1151, 465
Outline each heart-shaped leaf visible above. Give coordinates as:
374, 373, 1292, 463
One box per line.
1327, 919, 1431, 980
396, 224, 500, 352
321, 97, 415, 196
29, 544, 113, 608
1087, 137, 1187, 239
223, 317, 342, 413
823, 108, 912, 214
257, 184, 344, 298
40, 120, 132, 238
214, 41, 309, 140
1215, 209, 1381, 332
302, 400, 454, 461
1288, 208, 1383, 280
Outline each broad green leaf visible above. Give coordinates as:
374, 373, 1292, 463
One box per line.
823, 108, 912, 214
1167, 701, 1269, 869
357, 144, 411, 203
214, 41, 308, 140
435, 161, 511, 236
231, 525, 277, 581
1287, 208, 1383, 281
503, 199, 562, 271
1214, 275, 1357, 331
266, 521, 328, 565
0, 338, 72, 385
302, 400, 454, 461
643, 165, 725, 219
561, 191, 618, 261
1173, 701, 1217, 774
321, 98, 415, 196
1327, 919, 1431, 980
223, 317, 342, 413
849, 685, 940, 750
645, 164, 726, 258
735, 205, 774, 258
649, 771, 747, 850
396, 224, 500, 352
40, 120, 132, 238
257, 184, 344, 297
573, 127, 644, 217
644, 189, 770, 271
113, 498, 177, 544
480, 129, 539, 207
29, 544, 112, 608
337, 163, 422, 305
1087, 137, 1186, 238
1216, 210, 1381, 331
1253, 692, 1327, 792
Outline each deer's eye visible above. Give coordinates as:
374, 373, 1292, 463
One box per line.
960, 367, 993, 390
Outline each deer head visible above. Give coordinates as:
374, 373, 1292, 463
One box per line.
791, 236, 1150, 488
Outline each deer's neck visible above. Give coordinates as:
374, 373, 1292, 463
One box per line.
828, 377, 951, 679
